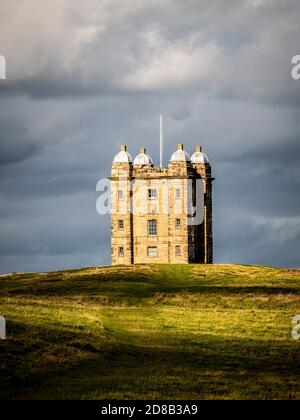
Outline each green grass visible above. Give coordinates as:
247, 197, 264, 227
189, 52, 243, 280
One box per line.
0, 264, 299, 400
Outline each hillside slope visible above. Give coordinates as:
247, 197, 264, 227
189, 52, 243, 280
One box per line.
0, 264, 299, 400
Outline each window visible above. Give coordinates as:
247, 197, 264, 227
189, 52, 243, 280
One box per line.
148, 247, 158, 257
148, 189, 157, 199
118, 190, 124, 200
175, 245, 181, 256
148, 220, 157, 236
175, 218, 181, 229
118, 220, 124, 229
118, 246, 124, 257
175, 188, 181, 199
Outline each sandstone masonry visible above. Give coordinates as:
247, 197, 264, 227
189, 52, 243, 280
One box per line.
110, 144, 214, 265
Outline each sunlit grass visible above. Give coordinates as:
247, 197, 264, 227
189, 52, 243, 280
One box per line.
0, 264, 299, 399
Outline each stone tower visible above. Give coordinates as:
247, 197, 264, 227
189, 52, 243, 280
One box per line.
110, 144, 214, 265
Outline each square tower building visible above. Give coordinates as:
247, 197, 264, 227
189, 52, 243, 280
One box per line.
110, 144, 213, 264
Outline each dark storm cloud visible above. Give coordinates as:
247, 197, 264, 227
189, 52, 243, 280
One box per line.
0, 188, 111, 273
0, 0, 300, 272
0, 135, 40, 165
0, 110, 42, 165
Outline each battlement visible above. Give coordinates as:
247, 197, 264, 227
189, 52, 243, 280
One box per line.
110, 143, 213, 265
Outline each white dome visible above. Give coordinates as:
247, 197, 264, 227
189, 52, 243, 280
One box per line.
134, 152, 153, 166
191, 151, 209, 164
113, 145, 132, 163
170, 144, 191, 162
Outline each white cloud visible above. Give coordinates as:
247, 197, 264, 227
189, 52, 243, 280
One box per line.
0, 0, 299, 105
122, 30, 223, 90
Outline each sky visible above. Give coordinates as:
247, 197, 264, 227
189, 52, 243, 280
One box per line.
0, 0, 300, 273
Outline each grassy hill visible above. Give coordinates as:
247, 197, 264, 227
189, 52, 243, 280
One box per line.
0, 264, 299, 400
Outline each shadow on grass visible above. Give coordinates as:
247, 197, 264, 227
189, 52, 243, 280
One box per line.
1, 319, 299, 400
1, 265, 299, 399
2, 277, 299, 306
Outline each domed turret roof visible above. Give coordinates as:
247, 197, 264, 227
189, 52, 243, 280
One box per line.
113, 145, 133, 163
170, 144, 191, 162
133, 147, 153, 166
191, 146, 209, 164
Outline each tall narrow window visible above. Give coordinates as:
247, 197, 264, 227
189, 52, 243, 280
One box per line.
175, 245, 181, 256
148, 189, 157, 199
148, 247, 158, 257
118, 220, 124, 229
148, 220, 157, 236
175, 188, 181, 200
118, 246, 124, 257
175, 218, 181, 229
118, 190, 124, 200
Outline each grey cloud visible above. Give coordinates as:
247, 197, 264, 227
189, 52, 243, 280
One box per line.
0, 0, 299, 106
0, 1, 300, 273
0, 137, 40, 165
0, 189, 111, 272
0, 112, 42, 165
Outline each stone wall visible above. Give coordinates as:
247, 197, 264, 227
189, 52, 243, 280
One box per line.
110, 154, 213, 265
